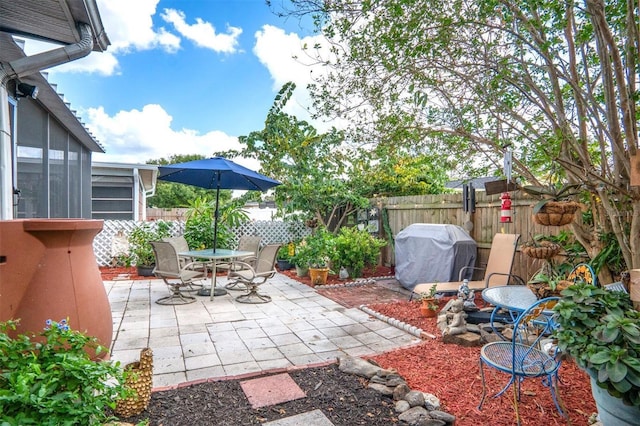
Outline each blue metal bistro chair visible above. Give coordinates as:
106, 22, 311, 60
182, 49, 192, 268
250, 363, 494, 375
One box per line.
478, 297, 564, 420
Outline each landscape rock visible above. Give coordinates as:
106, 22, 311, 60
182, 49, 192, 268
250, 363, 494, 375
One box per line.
338, 355, 382, 378
416, 419, 446, 426
428, 410, 457, 423
393, 383, 411, 400
398, 406, 431, 424
404, 390, 426, 407
442, 331, 482, 346
385, 373, 407, 387
422, 393, 441, 410
367, 382, 394, 396
395, 399, 411, 413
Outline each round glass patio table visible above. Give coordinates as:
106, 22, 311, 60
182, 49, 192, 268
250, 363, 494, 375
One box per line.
481, 285, 538, 338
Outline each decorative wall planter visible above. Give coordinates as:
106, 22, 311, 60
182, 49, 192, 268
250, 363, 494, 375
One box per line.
0, 219, 113, 357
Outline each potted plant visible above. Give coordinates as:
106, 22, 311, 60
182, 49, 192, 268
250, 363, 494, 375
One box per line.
522, 183, 582, 226
418, 285, 439, 317
290, 239, 311, 277
554, 282, 640, 424
526, 260, 573, 298
331, 226, 387, 278
128, 221, 171, 276
276, 243, 294, 271
291, 228, 336, 285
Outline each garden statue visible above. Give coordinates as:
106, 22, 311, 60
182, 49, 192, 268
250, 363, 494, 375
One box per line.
442, 299, 467, 336
458, 279, 478, 311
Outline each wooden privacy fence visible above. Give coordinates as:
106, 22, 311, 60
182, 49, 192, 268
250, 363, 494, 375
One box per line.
374, 192, 575, 282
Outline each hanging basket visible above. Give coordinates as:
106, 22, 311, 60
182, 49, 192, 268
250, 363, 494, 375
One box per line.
115, 348, 154, 418
521, 241, 562, 259
533, 201, 581, 226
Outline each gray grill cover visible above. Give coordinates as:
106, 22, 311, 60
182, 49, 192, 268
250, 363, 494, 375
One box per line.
394, 224, 477, 291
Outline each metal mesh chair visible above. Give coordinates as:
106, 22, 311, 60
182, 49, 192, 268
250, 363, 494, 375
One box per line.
222, 235, 262, 290
478, 297, 564, 421
150, 241, 208, 305
227, 244, 281, 304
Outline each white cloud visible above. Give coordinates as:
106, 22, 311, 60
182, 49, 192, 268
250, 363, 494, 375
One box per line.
97, 0, 180, 53
253, 25, 344, 131
160, 9, 242, 54
87, 104, 245, 164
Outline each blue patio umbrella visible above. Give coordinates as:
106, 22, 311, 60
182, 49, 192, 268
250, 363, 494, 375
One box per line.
158, 157, 281, 251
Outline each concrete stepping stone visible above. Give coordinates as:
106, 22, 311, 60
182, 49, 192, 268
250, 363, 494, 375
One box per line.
262, 409, 334, 426
239, 373, 306, 409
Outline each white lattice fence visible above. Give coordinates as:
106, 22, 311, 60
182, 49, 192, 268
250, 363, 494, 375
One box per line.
93, 220, 309, 266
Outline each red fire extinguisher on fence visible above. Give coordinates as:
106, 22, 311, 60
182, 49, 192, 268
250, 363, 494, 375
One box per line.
500, 192, 512, 223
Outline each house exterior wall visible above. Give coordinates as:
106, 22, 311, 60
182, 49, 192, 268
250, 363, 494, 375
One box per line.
14, 97, 93, 218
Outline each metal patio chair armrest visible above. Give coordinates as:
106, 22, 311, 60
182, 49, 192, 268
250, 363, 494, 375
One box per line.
458, 265, 486, 281
183, 260, 209, 275
484, 272, 526, 288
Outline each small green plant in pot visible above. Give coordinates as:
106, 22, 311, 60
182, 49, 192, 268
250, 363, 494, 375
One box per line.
276, 243, 295, 270
418, 285, 439, 317
554, 283, 640, 423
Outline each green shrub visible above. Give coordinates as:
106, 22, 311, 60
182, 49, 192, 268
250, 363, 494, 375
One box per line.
128, 221, 171, 266
0, 319, 129, 426
291, 228, 336, 268
332, 227, 386, 278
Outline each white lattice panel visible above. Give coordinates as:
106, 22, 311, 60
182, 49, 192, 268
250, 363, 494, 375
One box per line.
93, 220, 307, 266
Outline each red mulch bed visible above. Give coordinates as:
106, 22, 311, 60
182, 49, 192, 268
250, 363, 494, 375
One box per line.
277, 265, 394, 286
99, 266, 152, 281
366, 300, 596, 426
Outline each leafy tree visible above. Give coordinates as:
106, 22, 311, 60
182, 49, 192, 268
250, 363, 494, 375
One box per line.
218, 82, 449, 231
277, 0, 640, 271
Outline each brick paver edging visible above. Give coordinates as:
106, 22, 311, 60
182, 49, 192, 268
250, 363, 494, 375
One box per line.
359, 305, 436, 340
151, 360, 337, 393
317, 275, 395, 289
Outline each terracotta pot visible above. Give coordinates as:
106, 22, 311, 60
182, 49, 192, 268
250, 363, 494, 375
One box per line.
0, 219, 113, 357
420, 299, 438, 317
309, 267, 330, 285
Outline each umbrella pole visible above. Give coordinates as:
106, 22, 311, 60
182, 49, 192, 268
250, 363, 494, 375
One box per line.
213, 185, 220, 253
207, 180, 227, 299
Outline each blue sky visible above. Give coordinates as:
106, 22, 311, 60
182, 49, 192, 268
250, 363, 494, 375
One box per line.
23, 0, 329, 166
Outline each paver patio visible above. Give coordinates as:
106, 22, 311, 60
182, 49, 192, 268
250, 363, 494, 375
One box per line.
105, 273, 422, 388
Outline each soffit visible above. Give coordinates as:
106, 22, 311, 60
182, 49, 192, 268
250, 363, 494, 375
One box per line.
0, 0, 109, 51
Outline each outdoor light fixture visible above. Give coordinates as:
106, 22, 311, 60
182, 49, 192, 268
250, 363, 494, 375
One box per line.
16, 82, 39, 99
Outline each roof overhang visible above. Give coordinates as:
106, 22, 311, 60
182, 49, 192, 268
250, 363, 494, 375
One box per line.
0, 0, 109, 51
0, 33, 105, 152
